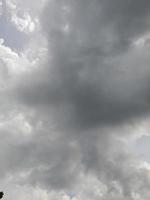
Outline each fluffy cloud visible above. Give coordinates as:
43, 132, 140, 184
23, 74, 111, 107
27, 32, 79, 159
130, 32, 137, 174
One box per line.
1, 0, 150, 200
16, 0, 150, 129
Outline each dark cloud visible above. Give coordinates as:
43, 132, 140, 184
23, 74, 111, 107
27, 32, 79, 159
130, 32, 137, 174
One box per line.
14, 0, 150, 130
2, 0, 150, 199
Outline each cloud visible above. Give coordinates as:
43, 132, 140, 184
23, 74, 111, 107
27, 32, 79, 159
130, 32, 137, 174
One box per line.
0, 0, 43, 50
15, 0, 150, 130
1, 0, 150, 200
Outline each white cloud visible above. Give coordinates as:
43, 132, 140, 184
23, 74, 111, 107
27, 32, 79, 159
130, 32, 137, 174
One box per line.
11, 12, 36, 33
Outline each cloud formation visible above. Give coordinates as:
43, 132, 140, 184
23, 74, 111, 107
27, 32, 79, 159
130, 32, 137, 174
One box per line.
17, 0, 150, 129
1, 0, 150, 200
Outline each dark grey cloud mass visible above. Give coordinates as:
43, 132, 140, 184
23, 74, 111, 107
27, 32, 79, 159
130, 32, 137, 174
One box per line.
16, 0, 150, 130
2, 0, 150, 199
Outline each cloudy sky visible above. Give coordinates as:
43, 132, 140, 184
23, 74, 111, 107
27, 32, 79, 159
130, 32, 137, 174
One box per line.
1, 0, 150, 199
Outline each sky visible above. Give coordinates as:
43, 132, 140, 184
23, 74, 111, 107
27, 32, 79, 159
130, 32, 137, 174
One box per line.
1, 0, 150, 199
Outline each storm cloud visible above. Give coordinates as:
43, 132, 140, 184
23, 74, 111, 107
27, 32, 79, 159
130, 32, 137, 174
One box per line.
1, 0, 150, 200
16, 0, 150, 130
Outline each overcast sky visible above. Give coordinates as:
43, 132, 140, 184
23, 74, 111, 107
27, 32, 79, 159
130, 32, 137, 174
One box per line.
1, 0, 150, 199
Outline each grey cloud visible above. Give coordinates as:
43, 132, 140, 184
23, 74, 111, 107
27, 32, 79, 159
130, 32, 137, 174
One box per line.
3, 0, 150, 199
16, 0, 150, 129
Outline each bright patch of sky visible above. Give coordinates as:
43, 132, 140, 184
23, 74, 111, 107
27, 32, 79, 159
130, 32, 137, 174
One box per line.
0, 0, 36, 51
133, 136, 150, 162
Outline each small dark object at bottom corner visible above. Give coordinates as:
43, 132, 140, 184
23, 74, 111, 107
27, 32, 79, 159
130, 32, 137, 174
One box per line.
0, 191, 4, 199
